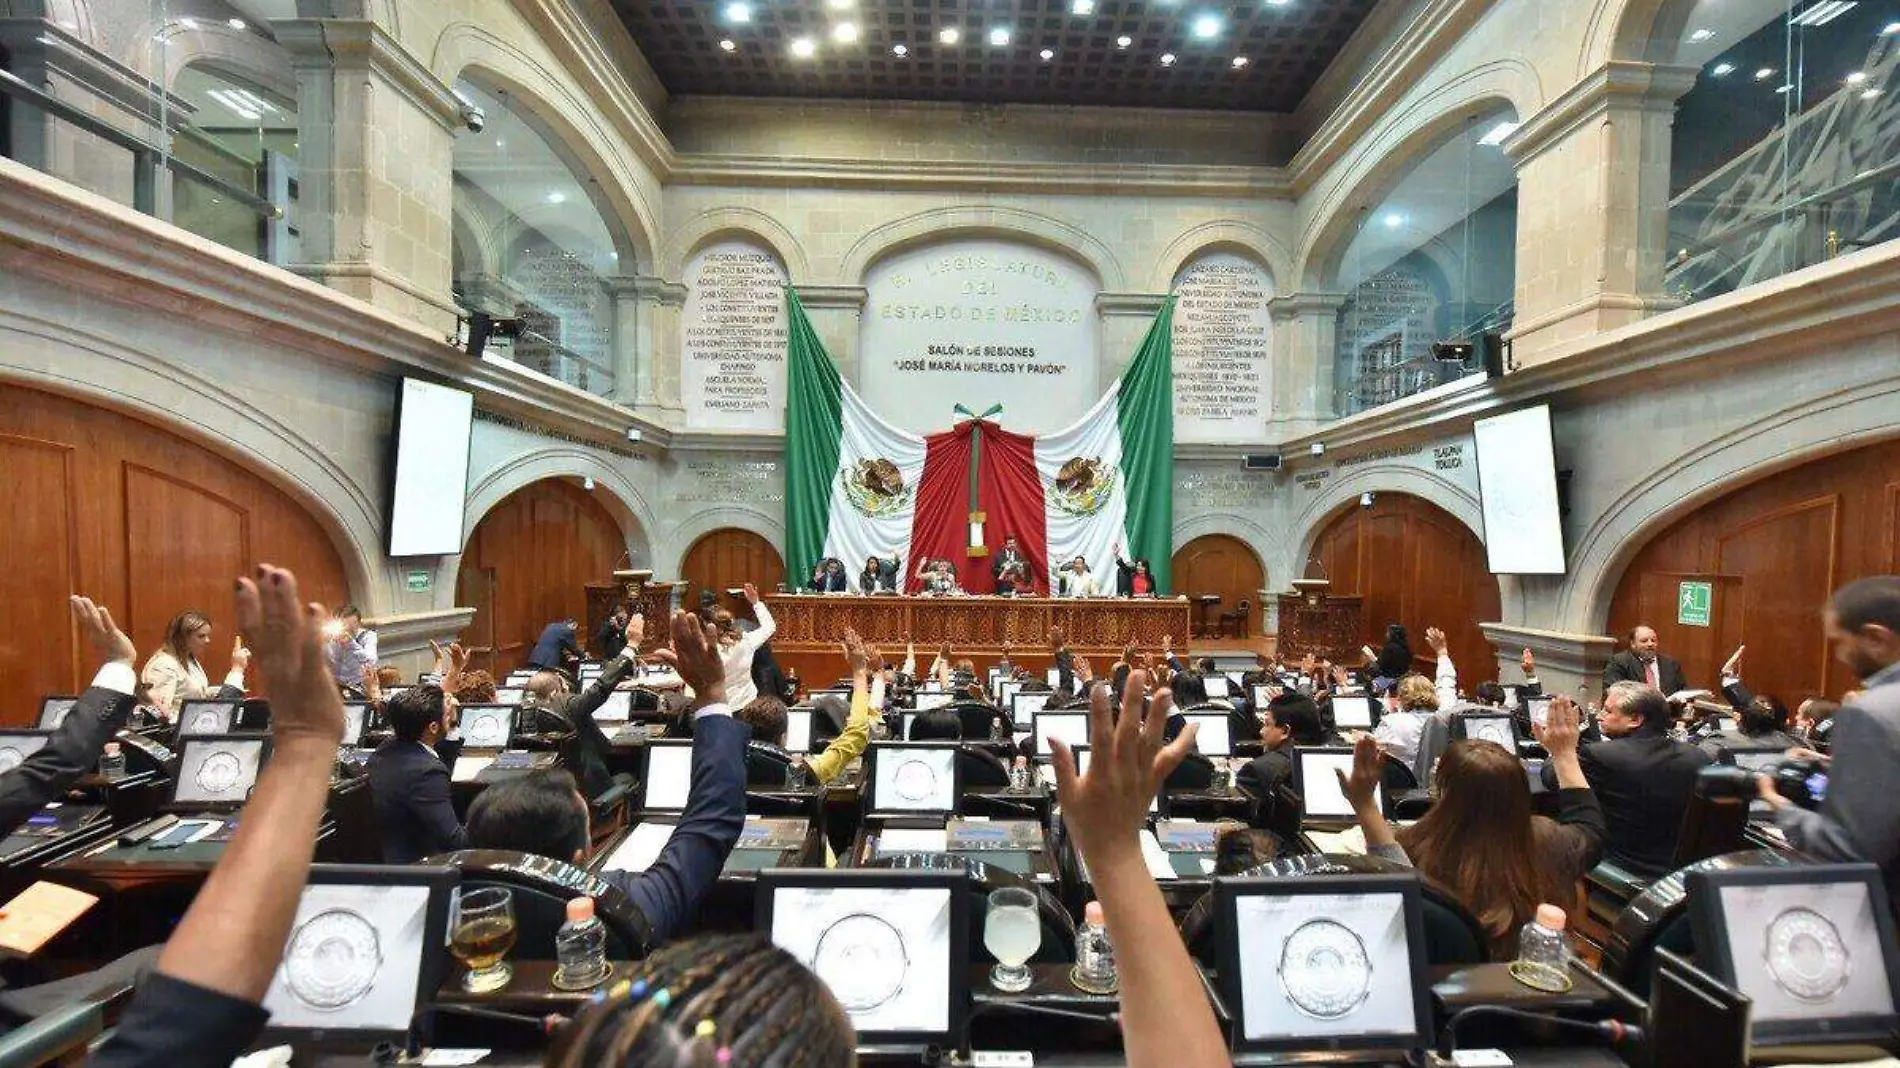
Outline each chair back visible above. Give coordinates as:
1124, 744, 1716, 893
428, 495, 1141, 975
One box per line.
0, 999, 101, 1066
1412, 716, 1452, 789
953, 701, 1003, 741
1165, 751, 1219, 792
320, 774, 382, 864
956, 744, 1012, 789
1669, 790, 1751, 869
424, 849, 654, 961
866, 852, 1077, 964
1603, 849, 1795, 997
745, 741, 796, 787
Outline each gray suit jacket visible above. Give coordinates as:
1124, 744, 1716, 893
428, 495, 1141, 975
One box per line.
1777, 669, 1900, 910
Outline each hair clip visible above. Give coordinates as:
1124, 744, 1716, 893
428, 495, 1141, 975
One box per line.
715, 1048, 733, 1065
625, 979, 645, 1000
695, 1020, 718, 1039
652, 987, 672, 1009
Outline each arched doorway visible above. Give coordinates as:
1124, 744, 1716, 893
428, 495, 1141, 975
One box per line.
0, 383, 349, 724
1308, 493, 1500, 684
1608, 437, 1900, 705
679, 529, 784, 619
459, 478, 625, 677
1171, 534, 1266, 639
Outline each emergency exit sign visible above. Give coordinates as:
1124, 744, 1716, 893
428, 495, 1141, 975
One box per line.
1678, 581, 1712, 627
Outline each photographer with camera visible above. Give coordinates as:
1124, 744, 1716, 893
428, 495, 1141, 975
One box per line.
1756, 577, 1900, 906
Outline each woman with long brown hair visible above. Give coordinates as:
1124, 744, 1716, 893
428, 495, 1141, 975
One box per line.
140, 610, 249, 721
1340, 695, 1605, 957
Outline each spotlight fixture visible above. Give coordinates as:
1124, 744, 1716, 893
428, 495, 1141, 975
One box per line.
1382, 211, 1406, 227
1847, 70, 1868, 84
1689, 28, 1714, 42
1040, 48, 1055, 60
227, 17, 246, 29
1267, 0, 1291, 5
1160, 52, 1176, 65
833, 21, 858, 43
1309, 442, 1325, 457
546, 191, 567, 204
1710, 62, 1735, 76
1191, 14, 1222, 39
989, 26, 1011, 46
719, 38, 735, 51
892, 43, 908, 56
1754, 67, 1775, 80
790, 36, 816, 58
1886, 21, 1900, 34
1232, 55, 1249, 68
1071, 0, 1095, 13
1864, 87, 1885, 98
180, 16, 198, 28
582, 476, 596, 491
1116, 34, 1132, 48
826, 0, 853, 8
939, 26, 960, 44
1360, 492, 1375, 508
1775, 83, 1793, 93
725, 2, 751, 24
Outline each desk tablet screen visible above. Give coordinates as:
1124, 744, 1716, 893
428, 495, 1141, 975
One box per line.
174, 738, 266, 805
460, 707, 513, 748
1011, 692, 1049, 727
38, 699, 76, 731
1333, 696, 1376, 729
785, 709, 813, 754
595, 691, 633, 723
644, 745, 693, 810
263, 882, 430, 1030
1234, 891, 1418, 1042
1463, 715, 1516, 749
1298, 751, 1378, 820
1715, 879, 1895, 1028
771, 885, 952, 1035
1035, 714, 1090, 757
493, 688, 525, 708
1184, 713, 1232, 757
340, 703, 369, 748
179, 701, 239, 736
914, 692, 953, 712
0, 734, 50, 773
1204, 675, 1231, 698
872, 748, 956, 813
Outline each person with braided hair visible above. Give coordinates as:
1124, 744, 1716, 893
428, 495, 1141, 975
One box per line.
548, 933, 853, 1068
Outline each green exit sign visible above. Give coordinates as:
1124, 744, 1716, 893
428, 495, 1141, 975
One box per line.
1678, 581, 1712, 627
406, 569, 432, 593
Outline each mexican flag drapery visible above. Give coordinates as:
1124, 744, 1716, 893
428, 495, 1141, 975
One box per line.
784, 291, 1175, 594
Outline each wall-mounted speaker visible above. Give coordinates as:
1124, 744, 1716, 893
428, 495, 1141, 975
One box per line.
1242, 453, 1283, 471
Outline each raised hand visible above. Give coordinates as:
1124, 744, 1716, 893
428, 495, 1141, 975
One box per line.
1048, 626, 1065, 650
1049, 670, 1194, 860
69, 596, 137, 665
1073, 656, 1094, 685
361, 664, 381, 701
1520, 648, 1536, 676
669, 609, 727, 706
233, 565, 344, 745
1336, 733, 1384, 813
1425, 627, 1448, 655
742, 582, 761, 605
231, 634, 252, 673
841, 627, 869, 672
1535, 694, 1583, 761
1721, 644, 1745, 677
625, 612, 646, 650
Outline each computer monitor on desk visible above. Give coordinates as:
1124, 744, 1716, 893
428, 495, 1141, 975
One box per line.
170, 735, 269, 811
865, 743, 960, 819
1034, 712, 1090, 758
1453, 712, 1519, 749
1291, 746, 1379, 828
592, 690, 634, 725
1213, 872, 1432, 1062
784, 707, 814, 755
338, 703, 370, 749
37, 697, 77, 730
1182, 713, 1232, 757
0, 731, 52, 774
1010, 691, 1049, 728
638, 739, 694, 813
759, 869, 969, 1057
1331, 692, 1378, 730
178, 699, 241, 738
1688, 862, 1900, 1049
457, 704, 517, 749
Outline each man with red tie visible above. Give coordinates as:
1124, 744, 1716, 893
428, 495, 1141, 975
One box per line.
1602, 625, 1689, 697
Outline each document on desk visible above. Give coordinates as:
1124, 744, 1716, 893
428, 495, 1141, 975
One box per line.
0, 881, 99, 956
1138, 829, 1175, 880
451, 756, 496, 782
876, 827, 949, 856
601, 821, 675, 873
1305, 826, 1371, 855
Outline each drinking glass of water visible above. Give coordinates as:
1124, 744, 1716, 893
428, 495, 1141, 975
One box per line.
984, 887, 1040, 992
450, 886, 518, 992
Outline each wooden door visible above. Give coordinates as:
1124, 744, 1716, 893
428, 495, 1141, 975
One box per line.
460, 479, 624, 678
456, 564, 499, 677
1171, 534, 1266, 637
680, 529, 784, 621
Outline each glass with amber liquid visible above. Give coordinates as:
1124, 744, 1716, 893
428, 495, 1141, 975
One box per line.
451, 887, 517, 992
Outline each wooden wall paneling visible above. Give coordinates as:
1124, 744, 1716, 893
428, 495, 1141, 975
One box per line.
1171, 534, 1266, 636
0, 385, 351, 724
460, 479, 624, 678
0, 435, 81, 715
1608, 437, 1900, 705
680, 529, 785, 622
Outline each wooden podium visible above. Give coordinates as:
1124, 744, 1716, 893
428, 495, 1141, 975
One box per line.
1275, 579, 1364, 664
584, 570, 681, 656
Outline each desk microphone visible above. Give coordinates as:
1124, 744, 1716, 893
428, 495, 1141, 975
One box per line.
1435, 1005, 1642, 1059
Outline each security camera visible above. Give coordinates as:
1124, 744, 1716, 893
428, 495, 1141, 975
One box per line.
626, 427, 644, 444
1309, 442, 1326, 457
1360, 492, 1376, 508
460, 104, 486, 132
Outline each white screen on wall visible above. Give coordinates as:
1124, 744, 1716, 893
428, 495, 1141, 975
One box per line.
389, 378, 474, 556
1472, 405, 1565, 574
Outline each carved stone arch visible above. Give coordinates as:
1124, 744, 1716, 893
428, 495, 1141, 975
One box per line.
1152, 222, 1292, 295
663, 209, 811, 282
1287, 465, 1487, 573
1295, 60, 1538, 290
432, 24, 660, 272
840, 206, 1122, 290
0, 314, 381, 610
666, 505, 787, 577
1562, 380, 1900, 633
156, 23, 298, 100
449, 190, 499, 279
1579, 0, 1693, 73
34, 0, 101, 49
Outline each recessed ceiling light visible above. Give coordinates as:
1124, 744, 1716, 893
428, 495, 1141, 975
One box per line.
1267, 0, 1291, 5
1382, 212, 1406, 228
1710, 62, 1735, 76
1231, 55, 1248, 68
1191, 14, 1223, 39
227, 17, 245, 29
719, 38, 735, 51
495, 138, 505, 148
1886, 21, 1900, 34
547, 191, 568, 204
180, 17, 197, 28
833, 22, 859, 43
1040, 48, 1055, 60
1847, 70, 1868, 84
826, 0, 853, 8
1864, 87, 1884, 98
892, 43, 908, 56
724, 2, 751, 24
790, 36, 816, 58
1116, 35, 1132, 48
1775, 83, 1793, 93
1755, 67, 1776, 80
1477, 120, 1520, 145
1689, 28, 1714, 42
989, 27, 1011, 46
1160, 52, 1176, 65
1789, 0, 1856, 27
939, 26, 960, 45
1071, 0, 1095, 13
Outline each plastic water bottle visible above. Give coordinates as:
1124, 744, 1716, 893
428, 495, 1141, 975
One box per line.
552, 896, 611, 991
1070, 901, 1118, 994
1510, 904, 1572, 993
1008, 756, 1032, 794
99, 742, 125, 778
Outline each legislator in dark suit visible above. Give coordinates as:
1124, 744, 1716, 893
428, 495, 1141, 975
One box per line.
368, 735, 469, 864
1543, 725, 1709, 879
599, 712, 747, 941
1602, 650, 1688, 696
530, 653, 639, 797
528, 620, 583, 671
992, 543, 1032, 592
0, 682, 134, 836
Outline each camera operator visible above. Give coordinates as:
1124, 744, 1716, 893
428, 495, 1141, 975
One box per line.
1757, 576, 1900, 904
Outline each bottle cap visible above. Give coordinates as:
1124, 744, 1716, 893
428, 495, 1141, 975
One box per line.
1084, 900, 1104, 925
566, 896, 596, 923
1535, 904, 1567, 930
105, 742, 121, 756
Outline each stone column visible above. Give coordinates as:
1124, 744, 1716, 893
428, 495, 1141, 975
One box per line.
1267, 292, 1347, 436
276, 19, 461, 334
1503, 61, 1699, 360
794, 284, 868, 384
1480, 622, 1619, 705
608, 275, 687, 416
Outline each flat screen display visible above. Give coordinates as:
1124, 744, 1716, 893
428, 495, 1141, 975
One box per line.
1035, 713, 1091, 757
263, 882, 432, 1031
388, 378, 474, 557
770, 884, 954, 1036
178, 700, 240, 737
1232, 890, 1422, 1043
0, 732, 50, 773
1473, 405, 1566, 574
870, 746, 957, 813
1183, 712, 1232, 757
37, 698, 76, 731
643, 743, 693, 810
594, 691, 633, 723
1296, 748, 1380, 821
785, 708, 814, 754
173, 737, 267, 806
1011, 692, 1050, 727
